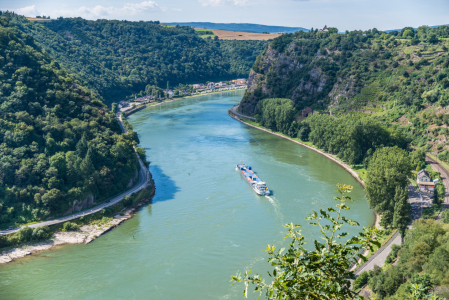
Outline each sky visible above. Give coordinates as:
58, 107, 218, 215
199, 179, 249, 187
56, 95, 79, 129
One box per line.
1, 0, 448, 31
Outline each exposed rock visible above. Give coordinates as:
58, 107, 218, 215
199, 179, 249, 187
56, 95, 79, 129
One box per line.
64, 195, 96, 215
0, 216, 131, 264
241, 43, 331, 116
126, 169, 139, 188
328, 76, 357, 105
0, 186, 156, 264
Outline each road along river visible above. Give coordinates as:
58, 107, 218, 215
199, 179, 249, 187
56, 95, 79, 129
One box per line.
0, 90, 374, 299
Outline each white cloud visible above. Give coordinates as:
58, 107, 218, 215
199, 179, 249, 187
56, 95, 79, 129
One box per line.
54, 1, 161, 19
6, 5, 42, 17
199, 0, 252, 6
172, 8, 182, 11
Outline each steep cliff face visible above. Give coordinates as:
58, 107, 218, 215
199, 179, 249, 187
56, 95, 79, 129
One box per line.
239, 40, 340, 116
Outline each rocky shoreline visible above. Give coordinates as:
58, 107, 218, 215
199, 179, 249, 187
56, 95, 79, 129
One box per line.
0, 189, 155, 264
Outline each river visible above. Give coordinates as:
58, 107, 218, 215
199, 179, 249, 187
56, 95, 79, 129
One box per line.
0, 90, 374, 299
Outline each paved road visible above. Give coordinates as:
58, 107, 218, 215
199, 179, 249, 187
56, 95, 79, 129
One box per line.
354, 231, 401, 276
0, 115, 149, 235
426, 156, 449, 218
230, 105, 255, 121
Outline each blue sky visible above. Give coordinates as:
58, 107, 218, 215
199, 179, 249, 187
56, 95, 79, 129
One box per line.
1, 0, 448, 31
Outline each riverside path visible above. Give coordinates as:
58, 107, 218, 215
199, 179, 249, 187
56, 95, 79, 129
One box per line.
0, 115, 150, 236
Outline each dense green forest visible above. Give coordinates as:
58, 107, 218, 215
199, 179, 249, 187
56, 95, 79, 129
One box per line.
5, 15, 268, 103
0, 14, 139, 227
256, 98, 409, 165
238, 26, 449, 299
355, 219, 449, 299
241, 25, 449, 161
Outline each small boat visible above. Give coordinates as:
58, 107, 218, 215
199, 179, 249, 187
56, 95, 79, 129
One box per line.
236, 163, 271, 196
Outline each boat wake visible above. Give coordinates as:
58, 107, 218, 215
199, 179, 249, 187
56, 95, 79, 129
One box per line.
265, 195, 284, 221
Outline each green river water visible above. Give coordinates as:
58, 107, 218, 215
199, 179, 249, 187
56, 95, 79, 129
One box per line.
0, 90, 374, 299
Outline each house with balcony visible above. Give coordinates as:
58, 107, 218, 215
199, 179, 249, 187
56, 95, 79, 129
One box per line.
417, 169, 435, 192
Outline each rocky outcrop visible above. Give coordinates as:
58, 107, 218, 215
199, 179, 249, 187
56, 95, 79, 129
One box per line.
64, 195, 96, 215
328, 76, 357, 105
126, 169, 139, 188
240, 42, 333, 116
292, 68, 327, 100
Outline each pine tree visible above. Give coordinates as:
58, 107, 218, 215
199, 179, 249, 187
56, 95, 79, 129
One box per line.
66, 160, 77, 186
393, 186, 411, 241
76, 133, 88, 158
80, 148, 95, 177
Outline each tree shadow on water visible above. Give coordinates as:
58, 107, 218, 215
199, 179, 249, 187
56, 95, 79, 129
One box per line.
149, 165, 180, 203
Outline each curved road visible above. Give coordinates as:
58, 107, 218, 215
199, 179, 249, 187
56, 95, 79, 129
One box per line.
230, 105, 255, 120
0, 115, 149, 235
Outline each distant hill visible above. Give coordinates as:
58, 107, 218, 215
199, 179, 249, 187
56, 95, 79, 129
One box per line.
10, 17, 268, 103
163, 22, 309, 34
384, 24, 449, 33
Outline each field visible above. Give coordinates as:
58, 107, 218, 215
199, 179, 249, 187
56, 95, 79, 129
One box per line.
194, 29, 216, 39
210, 29, 280, 40
162, 25, 281, 40
26, 18, 55, 22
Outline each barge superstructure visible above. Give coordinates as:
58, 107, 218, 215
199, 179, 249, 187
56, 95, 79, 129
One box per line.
236, 163, 270, 196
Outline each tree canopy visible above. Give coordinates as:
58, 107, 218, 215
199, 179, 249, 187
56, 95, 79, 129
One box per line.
0, 16, 139, 227
6, 14, 268, 103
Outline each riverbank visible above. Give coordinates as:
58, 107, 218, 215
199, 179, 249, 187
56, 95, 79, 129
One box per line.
123, 88, 247, 117
0, 186, 155, 264
228, 108, 382, 229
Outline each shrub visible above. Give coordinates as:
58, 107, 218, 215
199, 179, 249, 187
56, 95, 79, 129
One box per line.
385, 244, 401, 263
353, 271, 370, 290
122, 195, 133, 207
442, 209, 449, 224
16, 227, 33, 243
32, 226, 51, 240
62, 221, 79, 232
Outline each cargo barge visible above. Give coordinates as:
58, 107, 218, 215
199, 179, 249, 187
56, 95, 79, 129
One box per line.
236, 163, 270, 196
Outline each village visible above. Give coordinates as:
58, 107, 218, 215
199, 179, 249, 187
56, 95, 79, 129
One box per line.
118, 78, 248, 112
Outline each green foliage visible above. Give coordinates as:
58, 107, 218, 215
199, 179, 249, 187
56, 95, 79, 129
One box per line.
368, 219, 449, 299
240, 25, 449, 160
353, 271, 370, 290
0, 225, 52, 248
385, 244, 401, 264
441, 209, 449, 224
62, 221, 79, 232
7, 15, 267, 103
258, 98, 295, 134
366, 147, 412, 217
306, 114, 408, 164
231, 184, 380, 299
122, 195, 133, 207
297, 124, 310, 141
0, 15, 139, 227
393, 186, 412, 240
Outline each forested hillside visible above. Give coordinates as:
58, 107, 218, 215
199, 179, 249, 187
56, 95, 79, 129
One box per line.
6, 15, 268, 103
237, 25, 449, 299
241, 25, 449, 161
0, 15, 139, 227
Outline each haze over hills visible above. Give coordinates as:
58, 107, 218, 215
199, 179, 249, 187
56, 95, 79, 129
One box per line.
163, 22, 310, 34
